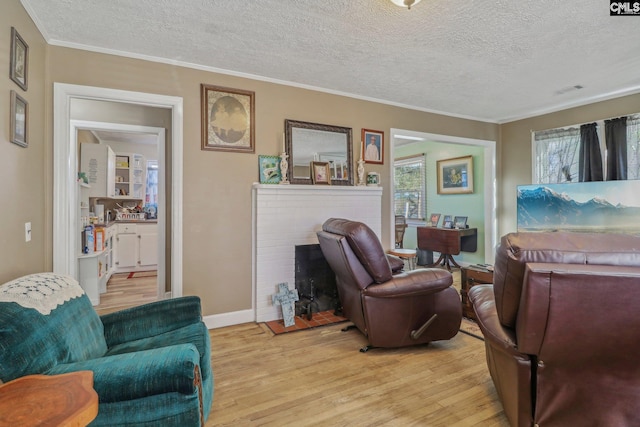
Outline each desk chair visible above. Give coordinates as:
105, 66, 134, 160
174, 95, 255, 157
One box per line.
395, 215, 407, 248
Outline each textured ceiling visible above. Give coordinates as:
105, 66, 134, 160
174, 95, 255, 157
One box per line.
21, 0, 640, 123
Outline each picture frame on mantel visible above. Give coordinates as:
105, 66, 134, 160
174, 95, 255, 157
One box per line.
201, 84, 255, 153
258, 155, 281, 184
311, 161, 331, 185
10, 90, 28, 148
362, 128, 384, 164
10, 27, 28, 91
437, 155, 474, 194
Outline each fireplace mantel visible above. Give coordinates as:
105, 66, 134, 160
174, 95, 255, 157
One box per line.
252, 183, 382, 322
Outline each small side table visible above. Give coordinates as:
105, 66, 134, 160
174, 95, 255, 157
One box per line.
388, 248, 417, 270
460, 265, 494, 320
0, 371, 98, 426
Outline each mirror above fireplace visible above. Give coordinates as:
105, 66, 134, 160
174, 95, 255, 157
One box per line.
285, 119, 353, 186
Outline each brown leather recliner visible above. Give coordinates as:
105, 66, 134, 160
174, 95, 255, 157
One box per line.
317, 218, 462, 352
469, 232, 640, 427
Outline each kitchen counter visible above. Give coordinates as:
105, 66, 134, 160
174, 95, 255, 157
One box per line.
94, 219, 158, 227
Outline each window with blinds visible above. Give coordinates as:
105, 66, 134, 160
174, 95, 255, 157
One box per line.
394, 154, 426, 220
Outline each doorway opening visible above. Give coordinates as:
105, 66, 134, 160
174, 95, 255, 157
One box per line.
74, 121, 165, 308
389, 129, 497, 264
53, 83, 184, 303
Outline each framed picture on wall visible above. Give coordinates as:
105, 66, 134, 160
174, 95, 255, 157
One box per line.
362, 128, 384, 164
201, 84, 255, 153
10, 90, 28, 148
437, 155, 474, 194
10, 27, 28, 91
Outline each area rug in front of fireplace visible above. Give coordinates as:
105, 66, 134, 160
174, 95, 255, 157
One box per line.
264, 310, 348, 335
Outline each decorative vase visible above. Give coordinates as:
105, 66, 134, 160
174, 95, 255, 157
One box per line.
367, 172, 380, 186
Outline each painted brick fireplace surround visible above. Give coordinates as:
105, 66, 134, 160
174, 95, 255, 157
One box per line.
252, 183, 383, 322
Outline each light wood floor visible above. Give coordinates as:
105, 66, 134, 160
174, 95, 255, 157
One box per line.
94, 271, 160, 316
207, 322, 508, 426
95, 268, 507, 426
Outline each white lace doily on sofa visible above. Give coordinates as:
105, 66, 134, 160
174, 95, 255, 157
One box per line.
0, 273, 84, 315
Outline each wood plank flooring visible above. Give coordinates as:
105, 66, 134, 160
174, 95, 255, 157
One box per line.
94, 272, 160, 316
207, 322, 508, 426
206, 268, 507, 427
94, 267, 508, 426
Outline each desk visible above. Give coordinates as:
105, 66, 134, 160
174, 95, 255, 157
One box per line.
0, 371, 98, 426
417, 227, 477, 270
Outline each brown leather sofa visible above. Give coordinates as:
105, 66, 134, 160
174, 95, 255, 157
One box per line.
469, 231, 640, 427
317, 218, 461, 352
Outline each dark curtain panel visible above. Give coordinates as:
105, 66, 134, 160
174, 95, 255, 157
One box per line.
579, 123, 603, 182
605, 116, 628, 180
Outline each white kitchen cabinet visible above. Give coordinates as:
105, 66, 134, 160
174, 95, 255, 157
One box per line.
78, 251, 106, 306
80, 143, 117, 198
116, 233, 138, 269
77, 223, 116, 306
102, 224, 116, 292
115, 153, 146, 200
115, 223, 158, 272
139, 226, 158, 267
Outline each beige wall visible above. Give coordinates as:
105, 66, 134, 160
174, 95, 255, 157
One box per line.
5, 0, 640, 319
45, 46, 498, 316
0, 1, 47, 283
499, 93, 640, 235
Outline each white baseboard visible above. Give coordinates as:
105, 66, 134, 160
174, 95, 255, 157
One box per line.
203, 309, 254, 329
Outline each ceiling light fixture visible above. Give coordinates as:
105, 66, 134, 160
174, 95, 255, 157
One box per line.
390, 0, 422, 9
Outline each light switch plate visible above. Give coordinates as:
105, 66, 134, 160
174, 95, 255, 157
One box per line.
25, 222, 31, 242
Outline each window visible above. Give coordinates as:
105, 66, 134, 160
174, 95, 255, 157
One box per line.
627, 115, 640, 180
144, 160, 158, 218
534, 113, 640, 184
533, 127, 580, 184
394, 154, 426, 220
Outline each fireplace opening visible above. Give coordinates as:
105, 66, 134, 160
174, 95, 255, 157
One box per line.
294, 244, 341, 320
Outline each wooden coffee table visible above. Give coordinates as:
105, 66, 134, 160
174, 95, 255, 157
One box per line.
0, 371, 98, 426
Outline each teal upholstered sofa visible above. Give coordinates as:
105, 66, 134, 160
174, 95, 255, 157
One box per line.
0, 273, 213, 426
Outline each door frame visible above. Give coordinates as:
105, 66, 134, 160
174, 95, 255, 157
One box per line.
389, 128, 497, 263
53, 83, 183, 297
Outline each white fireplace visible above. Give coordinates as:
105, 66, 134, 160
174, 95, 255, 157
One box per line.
252, 183, 383, 322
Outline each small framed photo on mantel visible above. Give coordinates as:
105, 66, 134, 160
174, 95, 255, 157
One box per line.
311, 161, 331, 185
258, 155, 281, 184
